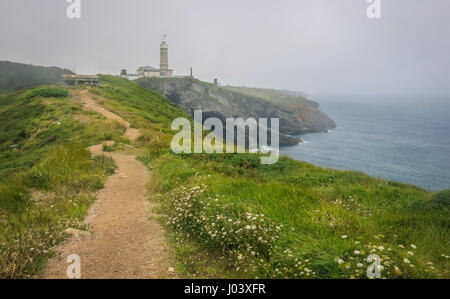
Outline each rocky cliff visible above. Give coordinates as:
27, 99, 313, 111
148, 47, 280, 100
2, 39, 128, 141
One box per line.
223, 85, 336, 133
137, 77, 336, 146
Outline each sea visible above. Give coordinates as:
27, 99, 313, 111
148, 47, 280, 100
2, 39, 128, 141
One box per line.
280, 96, 450, 191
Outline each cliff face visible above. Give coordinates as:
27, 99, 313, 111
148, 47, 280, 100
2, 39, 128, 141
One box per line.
137, 77, 336, 145
223, 85, 336, 133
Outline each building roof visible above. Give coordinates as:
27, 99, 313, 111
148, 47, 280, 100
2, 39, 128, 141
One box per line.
138, 66, 159, 72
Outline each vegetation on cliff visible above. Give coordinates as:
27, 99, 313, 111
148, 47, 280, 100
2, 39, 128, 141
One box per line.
136, 77, 335, 145
0, 75, 448, 279
145, 150, 449, 279
0, 76, 185, 278
0, 61, 73, 94
223, 85, 336, 133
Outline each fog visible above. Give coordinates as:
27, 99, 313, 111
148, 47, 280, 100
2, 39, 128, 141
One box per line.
1, 0, 449, 98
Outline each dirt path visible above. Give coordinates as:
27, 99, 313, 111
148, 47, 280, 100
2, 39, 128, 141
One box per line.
78, 89, 141, 140
43, 90, 175, 279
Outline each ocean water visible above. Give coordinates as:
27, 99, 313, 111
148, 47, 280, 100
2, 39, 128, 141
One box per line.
280, 96, 450, 191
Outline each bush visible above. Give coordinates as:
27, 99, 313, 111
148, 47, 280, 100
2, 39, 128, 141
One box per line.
0, 184, 30, 213
428, 190, 450, 211
411, 189, 450, 212
102, 143, 116, 152
229, 154, 260, 169
23, 143, 116, 191
164, 184, 304, 278
93, 155, 117, 175
24, 168, 51, 189
24, 87, 68, 100
138, 139, 171, 164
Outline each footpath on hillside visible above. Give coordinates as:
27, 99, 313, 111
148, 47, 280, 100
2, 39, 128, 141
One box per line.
43, 89, 176, 278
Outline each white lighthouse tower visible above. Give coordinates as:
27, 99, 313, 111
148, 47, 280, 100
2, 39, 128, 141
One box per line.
159, 35, 173, 77
134, 35, 174, 78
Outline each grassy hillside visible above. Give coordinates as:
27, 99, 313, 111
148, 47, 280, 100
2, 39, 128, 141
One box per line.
145, 152, 449, 279
223, 85, 318, 109
0, 76, 448, 279
0, 76, 187, 278
0, 61, 73, 94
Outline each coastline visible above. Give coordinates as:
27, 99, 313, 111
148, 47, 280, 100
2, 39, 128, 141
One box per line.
279, 98, 450, 191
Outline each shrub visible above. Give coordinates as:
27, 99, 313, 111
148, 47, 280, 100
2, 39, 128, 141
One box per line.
102, 143, 116, 152
24, 87, 68, 100
24, 143, 116, 191
428, 190, 450, 211
93, 155, 117, 175
24, 168, 51, 189
138, 139, 171, 164
163, 184, 312, 278
229, 154, 260, 169
411, 189, 450, 212
0, 184, 30, 213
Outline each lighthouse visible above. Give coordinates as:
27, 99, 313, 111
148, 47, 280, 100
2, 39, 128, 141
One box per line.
134, 35, 174, 78
159, 36, 173, 77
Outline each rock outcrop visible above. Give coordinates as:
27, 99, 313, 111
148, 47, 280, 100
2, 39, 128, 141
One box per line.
137, 77, 336, 146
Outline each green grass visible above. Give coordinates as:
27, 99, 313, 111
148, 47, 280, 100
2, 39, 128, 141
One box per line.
222, 85, 313, 109
0, 77, 185, 278
91, 76, 188, 135
23, 87, 69, 100
1, 76, 448, 279
0, 143, 117, 278
144, 152, 449, 279
0, 85, 126, 278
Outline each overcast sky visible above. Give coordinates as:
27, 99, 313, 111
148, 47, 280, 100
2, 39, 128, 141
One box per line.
1, 0, 449, 98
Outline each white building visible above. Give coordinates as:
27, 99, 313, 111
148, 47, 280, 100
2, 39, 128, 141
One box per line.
134, 39, 173, 78
136, 66, 161, 78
